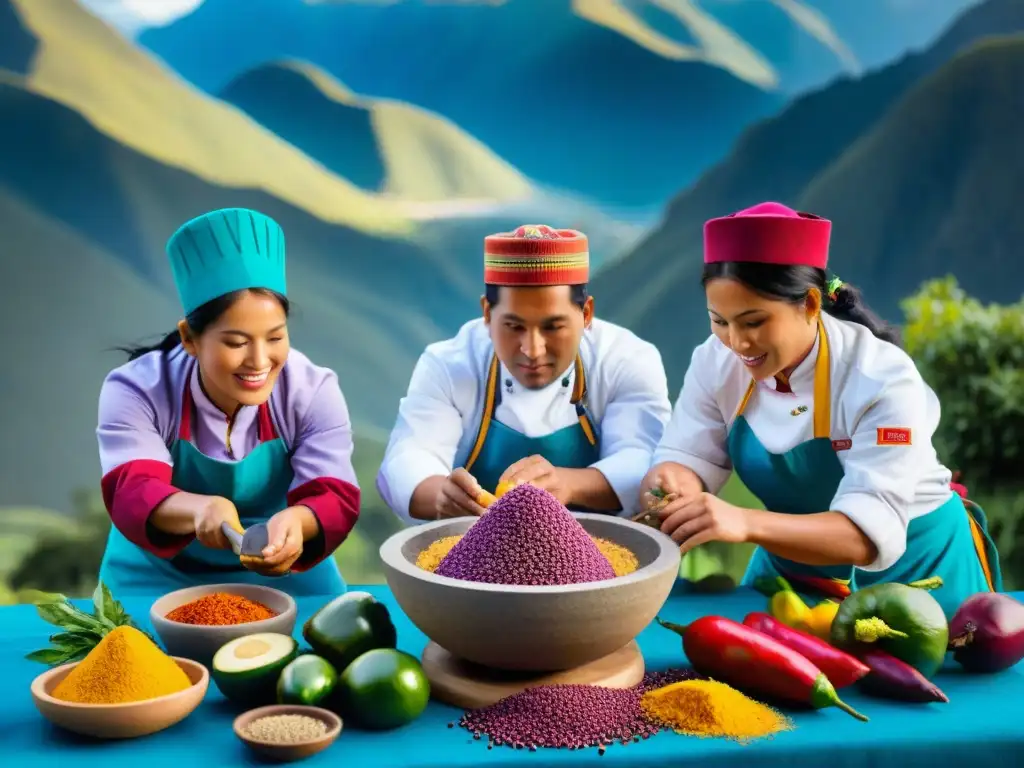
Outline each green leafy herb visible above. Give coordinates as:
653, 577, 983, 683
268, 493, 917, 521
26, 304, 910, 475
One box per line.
25, 582, 155, 666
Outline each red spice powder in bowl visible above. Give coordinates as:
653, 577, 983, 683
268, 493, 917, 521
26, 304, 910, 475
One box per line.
165, 593, 277, 626
150, 585, 298, 668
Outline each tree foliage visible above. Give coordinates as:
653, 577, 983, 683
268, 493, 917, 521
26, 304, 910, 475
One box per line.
901, 276, 1024, 488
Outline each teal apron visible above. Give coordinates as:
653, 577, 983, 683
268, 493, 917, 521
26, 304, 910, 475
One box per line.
734, 318, 1000, 619
99, 360, 346, 598
465, 354, 600, 506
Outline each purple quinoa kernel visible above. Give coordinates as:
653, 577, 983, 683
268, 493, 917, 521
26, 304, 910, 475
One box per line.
435, 484, 616, 585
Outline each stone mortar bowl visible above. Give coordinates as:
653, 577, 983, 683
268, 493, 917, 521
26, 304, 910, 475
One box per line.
379, 513, 681, 672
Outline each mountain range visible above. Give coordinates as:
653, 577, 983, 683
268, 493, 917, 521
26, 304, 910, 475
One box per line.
137, 0, 784, 210
137, 0, 983, 210
0, 0, 1014, 524
0, 0, 631, 513
593, 0, 1024, 389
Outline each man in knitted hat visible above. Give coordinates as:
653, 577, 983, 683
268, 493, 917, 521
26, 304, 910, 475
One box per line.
377, 224, 672, 521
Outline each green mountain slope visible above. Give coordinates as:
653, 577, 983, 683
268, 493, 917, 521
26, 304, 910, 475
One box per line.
5, 0, 412, 235
594, 0, 1023, 329
0, 75, 459, 514
593, 3, 1024, 390
796, 35, 1024, 297
0, 0, 637, 518
219, 61, 533, 204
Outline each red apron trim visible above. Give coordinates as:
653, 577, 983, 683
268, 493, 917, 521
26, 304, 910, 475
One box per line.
257, 402, 278, 442
178, 378, 193, 442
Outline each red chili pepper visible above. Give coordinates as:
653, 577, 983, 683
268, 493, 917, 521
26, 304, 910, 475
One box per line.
742, 612, 870, 689
655, 616, 868, 722
785, 574, 852, 600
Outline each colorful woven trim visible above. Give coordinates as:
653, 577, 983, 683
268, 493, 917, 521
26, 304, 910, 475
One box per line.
483, 225, 589, 286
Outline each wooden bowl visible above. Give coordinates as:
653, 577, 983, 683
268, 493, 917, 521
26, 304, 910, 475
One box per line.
380, 512, 681, 671
150, 584, 298, 668
233, 704, 342, 762
30, 656, 208, 739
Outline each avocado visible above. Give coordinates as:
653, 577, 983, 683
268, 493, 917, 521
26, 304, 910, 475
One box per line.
277, 654, 339, 707
302, 591, 398, 674
336, 648, 430, 730
211, 633, 298, 706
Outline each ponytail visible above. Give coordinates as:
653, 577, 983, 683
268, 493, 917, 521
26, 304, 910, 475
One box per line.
118, 330, 183, 361
823, 280, 901, 346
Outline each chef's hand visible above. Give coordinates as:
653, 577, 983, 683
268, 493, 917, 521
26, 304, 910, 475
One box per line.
193, 496, 244, 550
638, 461, 704, 511
499, 455, 570, 505
240, 507, 310, 576
659, 492, 750, 555
434, 468, 489, 519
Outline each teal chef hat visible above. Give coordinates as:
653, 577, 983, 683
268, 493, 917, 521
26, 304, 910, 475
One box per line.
166, 208, 287, 315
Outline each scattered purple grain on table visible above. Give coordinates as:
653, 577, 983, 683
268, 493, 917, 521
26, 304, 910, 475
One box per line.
457, 684, 659, 752
435, 484, 616, 585
451, 668, 704, 753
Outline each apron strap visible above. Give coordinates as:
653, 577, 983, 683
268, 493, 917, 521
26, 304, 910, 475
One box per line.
464, 356, 500, 473
465, 353, 596, 473
733, 317, 832, 441
571, 355, 598, 447
962, 498, 998, 592
178, 361, 278, 444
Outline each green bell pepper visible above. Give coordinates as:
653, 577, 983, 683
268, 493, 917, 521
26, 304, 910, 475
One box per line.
830, 576, 948, 679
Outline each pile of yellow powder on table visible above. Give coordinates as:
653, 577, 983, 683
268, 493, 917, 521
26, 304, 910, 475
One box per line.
417, 534, 639, 576
51, 626, 192, 704
641, 679, 792, 742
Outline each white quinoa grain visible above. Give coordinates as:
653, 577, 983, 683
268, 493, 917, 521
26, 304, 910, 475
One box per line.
245, 714, 329, 744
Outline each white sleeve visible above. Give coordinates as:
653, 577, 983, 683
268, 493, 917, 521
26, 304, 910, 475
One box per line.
652, 345, 732, 495
589, 340, 672, 516
375, 351, 465, 524
831, 369, 932, 572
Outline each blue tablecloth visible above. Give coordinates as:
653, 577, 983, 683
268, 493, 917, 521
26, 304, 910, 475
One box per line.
5, 583, 1023, 767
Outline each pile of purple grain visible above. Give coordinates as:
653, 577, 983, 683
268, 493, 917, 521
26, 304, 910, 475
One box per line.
450, 668, 705, 754
434, 484, 616, 585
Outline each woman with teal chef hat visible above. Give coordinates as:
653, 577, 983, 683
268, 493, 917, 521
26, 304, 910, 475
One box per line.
639, 202, 1001, 618
96, 208, 360, 597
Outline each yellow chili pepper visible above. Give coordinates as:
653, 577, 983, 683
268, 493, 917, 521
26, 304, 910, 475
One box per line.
476, 490, 497, 508
804, 599, 841, 639
769, 588, 811, 628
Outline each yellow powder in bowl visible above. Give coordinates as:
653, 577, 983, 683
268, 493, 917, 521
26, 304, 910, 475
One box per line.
415, 534, 639, 577
640, 679, 793, 742
51, 626, 192, 704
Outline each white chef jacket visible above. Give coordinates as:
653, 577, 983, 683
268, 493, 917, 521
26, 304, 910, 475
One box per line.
653, 311, 954, 572
377, 317, 672, 523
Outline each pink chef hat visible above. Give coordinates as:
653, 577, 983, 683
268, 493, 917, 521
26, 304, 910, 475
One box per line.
703, 202, 831, 270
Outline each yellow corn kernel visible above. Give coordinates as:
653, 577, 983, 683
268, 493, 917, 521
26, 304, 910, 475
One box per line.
495, 481, 516, 498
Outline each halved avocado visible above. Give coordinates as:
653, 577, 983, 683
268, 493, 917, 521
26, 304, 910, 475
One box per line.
211, 632, 299, 706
